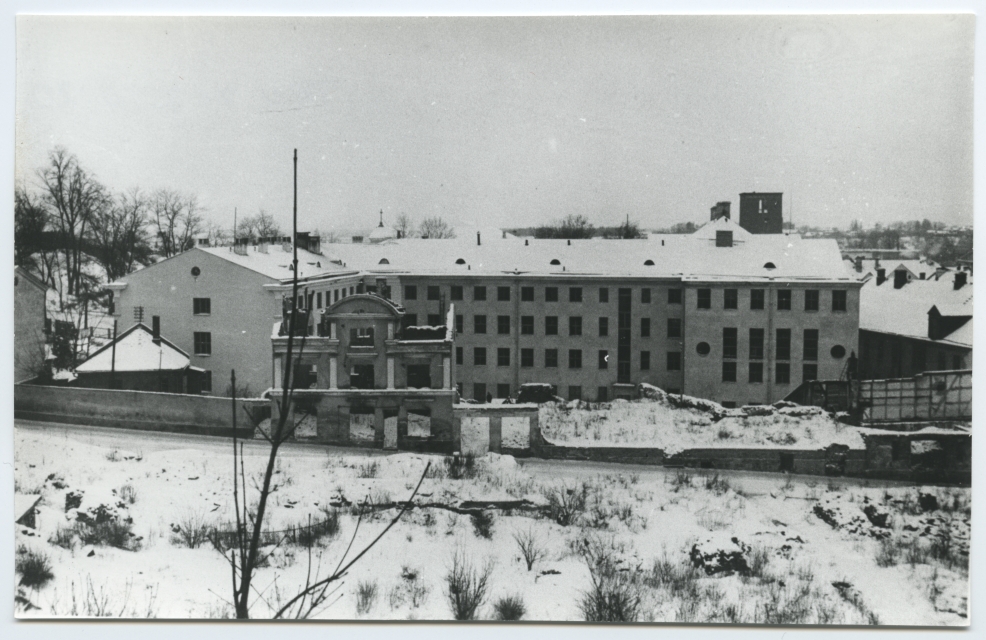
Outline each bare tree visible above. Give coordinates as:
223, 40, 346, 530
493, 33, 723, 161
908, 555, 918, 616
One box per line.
419, 216, 456, 239
14, 185, 49, 269
220, 150, 424, 619
88, 187, 152, 282
36, 147, 111, 295
393, 212, 415, 239
152, 189, 203, 257
535, 214, 594, 239
253, 210, 282, 239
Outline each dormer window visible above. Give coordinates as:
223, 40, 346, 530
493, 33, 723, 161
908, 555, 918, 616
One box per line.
378, 258, 390, 265
550, 259, 561, 266
455, 258, 466, 265
644, 260, 655, 266
716, 230, 733, 247
763, 262, 776, 270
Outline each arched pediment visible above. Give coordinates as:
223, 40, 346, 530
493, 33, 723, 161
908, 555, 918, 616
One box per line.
322, 293, 404, 319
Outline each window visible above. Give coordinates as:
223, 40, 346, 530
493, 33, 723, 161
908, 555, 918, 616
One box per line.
803, 363, 818, 382
697, 288, 711, 309
667, 318, 682, 338
521, 286, 534, 302
427, 285, 440, 301
667, 351, 682, 371
832, 290, 847, 312
599, 287, 609, 303
427, 314, 441, 326
569, 316, 583, 336
723, 328, 738, 359
474, 286, 487, 301
568, 386, 582, 401
640, 318, 651, 338
404, 313, 417, 327
496, 383, 511, 399
640, 350, 651, 370
953, 355, 963, 370
193, 332, 212, 356
474, 347, 487, 366
641, 288, 651, 304
777, 289, 792, 310
568, 349, 583, 369
750, 289, 765, 310
316, 292, 322, 308
474, 315, 487, 334
749, 362, 763, 383
776, 362, 791, 384
598, 350, 609, 369
456, 382, 463, 397
497, 348, 511, 367
349, 286, 354, 296
545, 287, 558, 302
749, 328, 764, 360
803, 329, 818, 361
193, 298, 211, 315
497, 286, 511, 302
569, 287, 583, 303
696, 342, 711, 356
334, 290, 339, 303
456, 346, 463, 365
805, 289, 819, 311
473, 383, 487, 402
521, 348, 534, 367
498, 315, 511, 335
350, 326, 375, 346
722, 361, 737, 382
776, 329, 791, 360
831, 345, 846, 359
597, 387, 608, 402
407, 364, 431, 389
450, 285, 463, 301
668, 288, 682, 304
521, 316, 534, 334
545, 349, 558, 368
404, 285, 417, 300
455, 314, 464, 333
724, 289, 738, 309
545, 316, 558, 335
599, 317, 609, 337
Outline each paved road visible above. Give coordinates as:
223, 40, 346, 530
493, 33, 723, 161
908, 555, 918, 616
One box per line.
16, 419, 914, 493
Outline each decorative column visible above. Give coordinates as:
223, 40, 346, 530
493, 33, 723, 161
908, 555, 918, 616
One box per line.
387, 321, 394, 340
387, 357, 395, 389
274, 355, 283, 388
329, 356, 338, 389
443, 356, 451, 389
330, 321, 337, 340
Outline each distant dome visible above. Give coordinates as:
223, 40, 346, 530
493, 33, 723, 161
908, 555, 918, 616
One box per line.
369, 225, 396, 243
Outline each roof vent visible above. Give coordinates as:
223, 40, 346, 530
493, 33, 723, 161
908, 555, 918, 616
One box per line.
644, 260, 654, 266
455, 258, 466, 265
525, 239, 529, 246
763, 262, 776, 270
954, 271, 967, 290
550, 259, 561, 266
567, 239, 571, 246
379, 258, 390, 265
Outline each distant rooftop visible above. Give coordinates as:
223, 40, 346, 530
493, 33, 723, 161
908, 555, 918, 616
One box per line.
859, 271, 972, 347
197, 245, 357, 283
76, 323, 189, 373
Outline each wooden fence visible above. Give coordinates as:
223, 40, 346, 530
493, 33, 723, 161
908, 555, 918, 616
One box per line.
860, 370, 972, 423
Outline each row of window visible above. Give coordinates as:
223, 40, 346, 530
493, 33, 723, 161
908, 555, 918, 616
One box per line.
454, 346, 682, 371
290, 286, 359, 311
461, 382, 621, 402
442, 314, 682, 338
696, 288, 847, 312
405, 285, 680, 304
403, 284, 848, 313
722, 362, 818, 385
716, 328, 820, 361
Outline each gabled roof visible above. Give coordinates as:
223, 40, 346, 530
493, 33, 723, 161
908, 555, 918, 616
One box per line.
195, 246, 357, 283
15, 266, 48, 293
860, 273, 973, 348
76, 323, 190, 373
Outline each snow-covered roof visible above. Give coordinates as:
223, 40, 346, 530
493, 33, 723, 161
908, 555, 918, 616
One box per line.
844, 257, 942, 282
14, 266, 47, 293
196, 246, 357, 282
76, 323, 190, 373
320, 227, 852, 282
859, 273, 973, 347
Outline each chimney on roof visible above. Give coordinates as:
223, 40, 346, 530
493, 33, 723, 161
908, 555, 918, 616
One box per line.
477, 232, 481, 246
502, 230, 506, 239
567, 239, 571, 246
854, 256, 863, 273
954, 271, 967, 290
710, 201, 731, 221
525, 239, 528, 246
397, 230, 402, 239
152, 316, 161, 345
894, 270, 908, 289
876, 268, 887, 286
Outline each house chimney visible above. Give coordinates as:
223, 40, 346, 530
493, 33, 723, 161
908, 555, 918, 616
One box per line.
876, 268, 887, 286
477, 231, 481, 246
152, 316, 161, 344
397, 230, 402, 239
567, 239, 571, 246
502, 230, 506, 239
854, 256, 863, 272
893, 270, 908, 289
525, 239, 529, 246
954, 271, 967, 290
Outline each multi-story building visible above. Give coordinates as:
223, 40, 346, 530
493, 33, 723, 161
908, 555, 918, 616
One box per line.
739, 192, 784, 234
106, 218, 861, 406
14, 266, 48, 382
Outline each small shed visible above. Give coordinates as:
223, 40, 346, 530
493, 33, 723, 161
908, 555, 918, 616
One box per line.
74, 323, 208, 394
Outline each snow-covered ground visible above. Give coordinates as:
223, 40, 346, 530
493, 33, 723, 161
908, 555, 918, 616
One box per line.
540, 385, 865, 455
14, 425, 968, 623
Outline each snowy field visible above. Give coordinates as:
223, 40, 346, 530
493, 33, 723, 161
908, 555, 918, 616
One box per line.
14, 424, 969, 624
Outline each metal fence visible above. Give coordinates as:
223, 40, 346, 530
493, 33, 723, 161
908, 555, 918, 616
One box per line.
860, 369, 972, 423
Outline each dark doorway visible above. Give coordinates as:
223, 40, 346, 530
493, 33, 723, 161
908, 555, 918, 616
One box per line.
406, 363, 432, 389
350, 364, 375, 389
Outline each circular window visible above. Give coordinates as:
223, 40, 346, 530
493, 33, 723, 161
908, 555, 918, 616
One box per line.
831, 345, 846, 358
550, 259, 561, 265
191, 266, 201, 277
696, 342, 711, 356
644, 259, 654, 266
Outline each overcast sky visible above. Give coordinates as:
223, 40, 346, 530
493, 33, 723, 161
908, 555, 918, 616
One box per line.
15, 15, 974, 234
